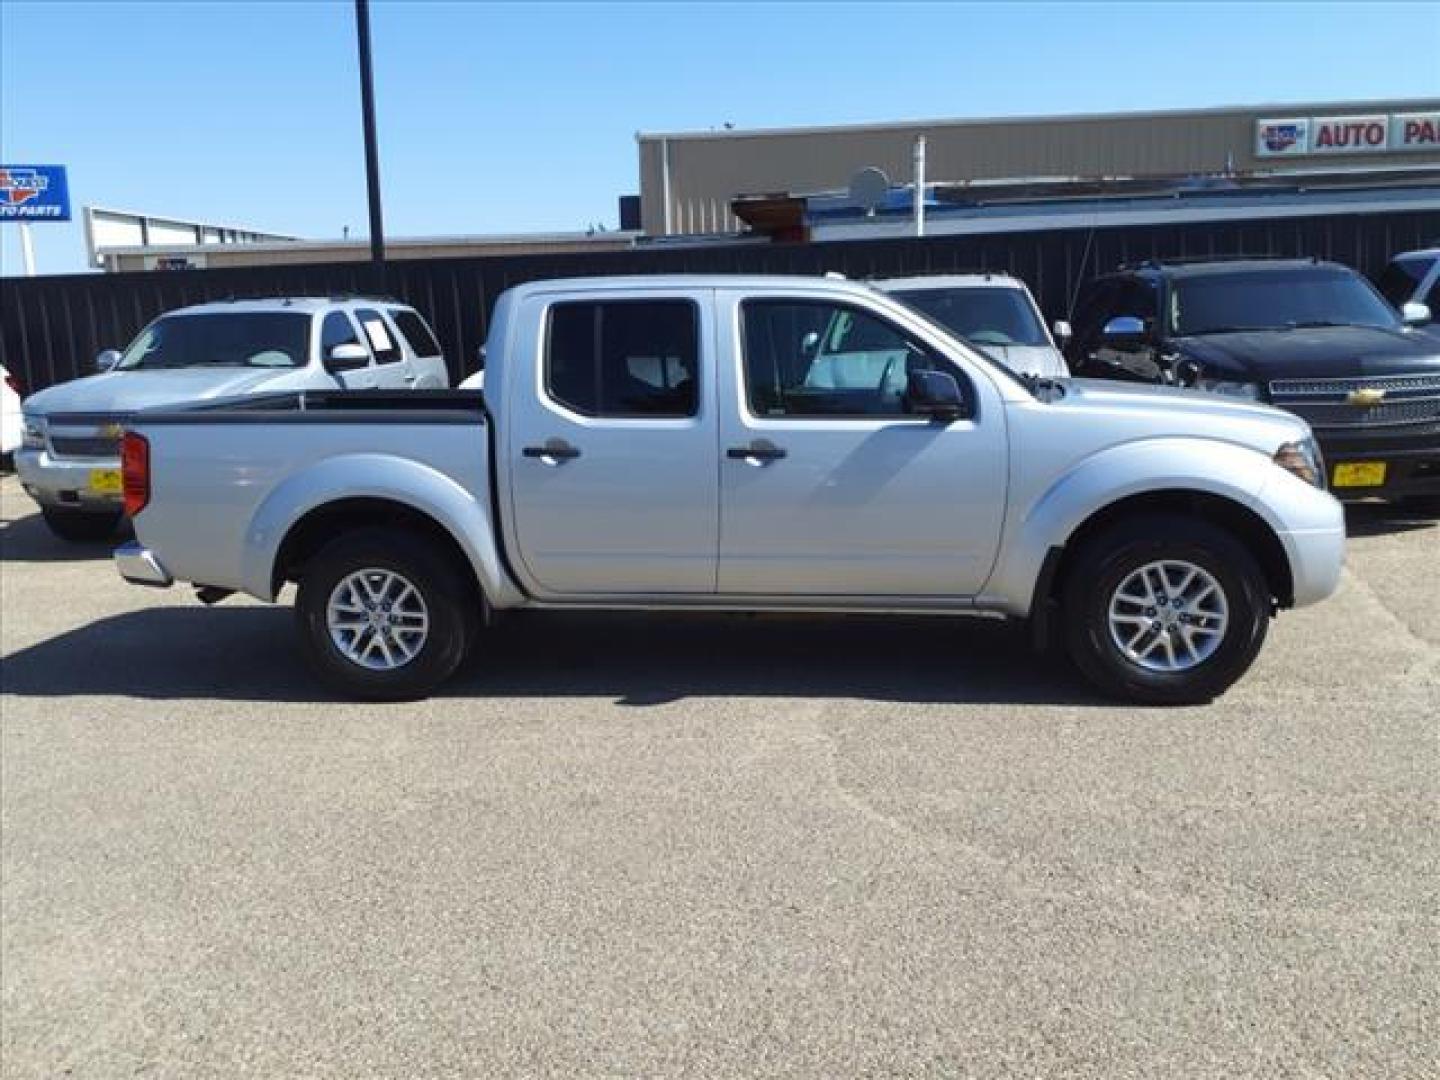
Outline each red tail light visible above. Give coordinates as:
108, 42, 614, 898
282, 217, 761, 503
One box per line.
3, 371, 19, 395
121, 432, 150, 517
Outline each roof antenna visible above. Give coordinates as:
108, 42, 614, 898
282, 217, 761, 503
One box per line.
1067, 218, 1098, 321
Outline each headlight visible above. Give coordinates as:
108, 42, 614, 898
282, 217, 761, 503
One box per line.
1274, 438, 1325, 489
21, 415, 45, 450
1198, 378, 1261, 400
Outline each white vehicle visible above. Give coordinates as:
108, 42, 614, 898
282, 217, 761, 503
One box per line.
16, 296, 448, 541
116, 275, 1343, 706
1, 365, 22, 464
877, 273, 1070, 379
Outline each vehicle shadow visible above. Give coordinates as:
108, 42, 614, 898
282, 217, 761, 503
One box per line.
0, 507, 129, 564
1344, 502, 1439, 538
1, 604, 1107, 708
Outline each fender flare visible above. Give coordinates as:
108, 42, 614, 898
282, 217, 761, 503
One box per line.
984, 437, 1292, 615
237, 453, 522, 605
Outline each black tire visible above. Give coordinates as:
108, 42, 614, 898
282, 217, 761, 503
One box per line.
41, 506, 123, 543
294, 527, 478, 701
1062, 514, 1271, 705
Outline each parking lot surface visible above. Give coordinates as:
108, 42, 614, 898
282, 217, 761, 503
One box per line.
2, 473, 1436, 1078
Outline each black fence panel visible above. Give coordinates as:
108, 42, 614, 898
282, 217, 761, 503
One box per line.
3, 208, 1437, 393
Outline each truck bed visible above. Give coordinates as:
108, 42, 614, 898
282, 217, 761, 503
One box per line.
128, 390, 492, 598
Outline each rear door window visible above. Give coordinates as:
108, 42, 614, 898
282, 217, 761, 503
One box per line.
545, 300, 698, 418
355, 308, 401, 365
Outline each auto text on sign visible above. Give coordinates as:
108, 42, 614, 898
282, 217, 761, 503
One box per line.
1256, 112, 1440, 157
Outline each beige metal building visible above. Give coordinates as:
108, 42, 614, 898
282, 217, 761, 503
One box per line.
637, 98, 1440, 236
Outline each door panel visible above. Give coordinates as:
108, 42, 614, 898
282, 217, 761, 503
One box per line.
716, 292, 1008, 596
506, 293, 719, 596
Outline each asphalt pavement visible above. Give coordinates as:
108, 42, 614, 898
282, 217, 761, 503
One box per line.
1, 474, 1436, 1078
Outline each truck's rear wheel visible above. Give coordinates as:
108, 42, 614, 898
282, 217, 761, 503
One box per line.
41, 506, 123, 543
295, 528, 475, 701
1062, 514, 1270, 705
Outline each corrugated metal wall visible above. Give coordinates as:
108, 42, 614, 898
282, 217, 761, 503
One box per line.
4, 208, 1437, 394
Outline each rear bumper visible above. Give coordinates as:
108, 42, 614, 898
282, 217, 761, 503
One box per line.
114, 542, 173, 588
14, 448, 124, 511
1316, 428, 1440, 501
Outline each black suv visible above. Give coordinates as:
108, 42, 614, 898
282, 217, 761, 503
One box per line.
1065, 258, 1440, 502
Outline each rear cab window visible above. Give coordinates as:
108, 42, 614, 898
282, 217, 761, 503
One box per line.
544, 300, 699, 418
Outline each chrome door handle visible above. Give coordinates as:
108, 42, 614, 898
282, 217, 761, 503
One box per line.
522, 438, 581, 463
726, 439, 787, 463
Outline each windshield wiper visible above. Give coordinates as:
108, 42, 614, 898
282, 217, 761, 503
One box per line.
1184, 325, 1273, 336
1020, 374, 1067, 399
1284, 320, 1355, 329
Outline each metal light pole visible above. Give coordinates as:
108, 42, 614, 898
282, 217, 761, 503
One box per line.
355, 0, 385, 264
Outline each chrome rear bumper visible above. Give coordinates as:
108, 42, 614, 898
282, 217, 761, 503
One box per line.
115, 542, 173, 588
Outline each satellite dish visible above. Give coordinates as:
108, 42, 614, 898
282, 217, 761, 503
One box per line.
848, 167, 890, 215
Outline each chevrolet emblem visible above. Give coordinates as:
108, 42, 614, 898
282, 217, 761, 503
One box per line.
100, 422, 126, 438
1347, 388, 1386, 407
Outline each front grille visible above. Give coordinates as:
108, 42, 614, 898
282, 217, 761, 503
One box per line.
1269, 373, 1440, 429
49, 435, 121, 458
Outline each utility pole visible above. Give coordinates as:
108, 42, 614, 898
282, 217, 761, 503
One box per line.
912, 135, 926, 238
355, 0, 385, 264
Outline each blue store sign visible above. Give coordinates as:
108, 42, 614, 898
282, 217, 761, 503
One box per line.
0, 164, 71, 221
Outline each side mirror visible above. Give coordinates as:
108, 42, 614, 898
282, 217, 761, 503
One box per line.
1052, 320, 1073, 344
95, 349, 121, 373
325, 342, 370, 374
801, 330, 820, 354
475, 344, 487, 371
1102, 315, 1149, 349
905, 369, 966, 420
1402, 301, 1432, 326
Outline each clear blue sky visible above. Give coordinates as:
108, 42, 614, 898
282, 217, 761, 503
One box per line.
2, 0, 1437, 276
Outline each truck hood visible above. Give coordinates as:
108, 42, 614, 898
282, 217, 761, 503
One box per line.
24, 367, 308, 416
1173, 325, 1440, 382
1054, 377, 1310, 450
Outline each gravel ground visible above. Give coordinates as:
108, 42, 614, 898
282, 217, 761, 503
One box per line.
2, 474, 1436, 1078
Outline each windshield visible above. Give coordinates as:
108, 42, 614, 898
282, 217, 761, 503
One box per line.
116, 312, 310, 370
891, 286, 1049, 347
881, 292, 1037, 395
1170, 268, 1399, 336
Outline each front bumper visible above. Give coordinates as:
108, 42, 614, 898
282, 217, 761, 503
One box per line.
114, 542, 173, 587
1316, 426, 1440, 501
1279, 521, 1347, 608
14, 447, 124, 512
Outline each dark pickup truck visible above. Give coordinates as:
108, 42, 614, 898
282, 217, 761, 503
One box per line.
1065, 257, 1440, 503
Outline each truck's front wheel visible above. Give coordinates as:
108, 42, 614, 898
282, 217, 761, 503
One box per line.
1062, 515, 1271, 705
295, 528, 475, 701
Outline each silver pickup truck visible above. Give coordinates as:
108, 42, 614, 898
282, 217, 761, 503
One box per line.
115, 275, 1345, 704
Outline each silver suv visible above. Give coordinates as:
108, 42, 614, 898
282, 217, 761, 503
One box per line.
17, 296, 448, 541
